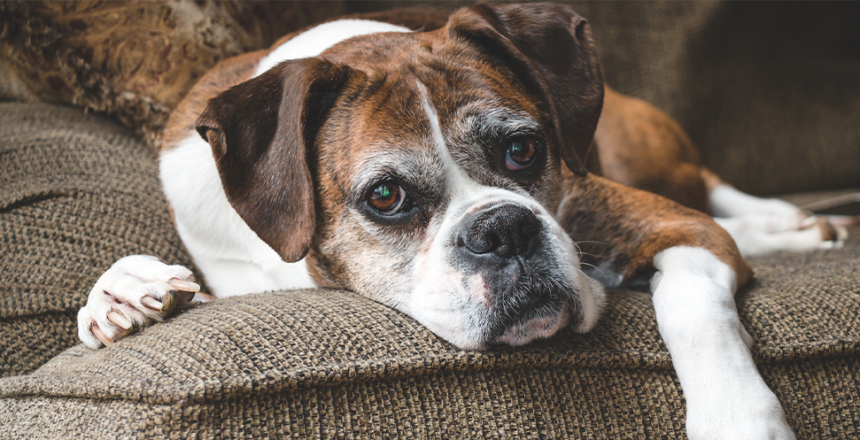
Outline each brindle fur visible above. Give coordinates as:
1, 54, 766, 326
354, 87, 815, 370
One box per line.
164, 4, 751, 297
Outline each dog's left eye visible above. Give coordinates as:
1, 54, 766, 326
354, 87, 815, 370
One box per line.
505, 136, 540, 171
368, 182, 408, 215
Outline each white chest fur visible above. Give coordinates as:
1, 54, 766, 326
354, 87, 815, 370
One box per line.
159, 19, 410, 297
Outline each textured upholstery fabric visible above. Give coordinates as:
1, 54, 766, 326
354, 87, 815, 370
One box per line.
350, 1, 860, 196
1, 101, 859, 438
0, 0, 345, 149
0, 102, 195, 377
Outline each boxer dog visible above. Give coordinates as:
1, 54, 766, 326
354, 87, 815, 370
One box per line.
78, 3, 845, 438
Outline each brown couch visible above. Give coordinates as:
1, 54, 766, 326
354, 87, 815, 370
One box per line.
1, 2, 859, 438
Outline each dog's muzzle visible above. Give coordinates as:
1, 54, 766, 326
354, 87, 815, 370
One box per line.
452, 203, 581, 342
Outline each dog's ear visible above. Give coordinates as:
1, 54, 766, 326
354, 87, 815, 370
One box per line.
448, 3, 604, 176
196, 59, 354, 262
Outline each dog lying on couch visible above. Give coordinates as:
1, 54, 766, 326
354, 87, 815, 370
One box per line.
76, 3, 845, 438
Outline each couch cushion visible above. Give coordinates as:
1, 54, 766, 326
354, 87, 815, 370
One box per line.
0, 1, 345, 149
1, 224, 857, 437
0, 102, 194, 377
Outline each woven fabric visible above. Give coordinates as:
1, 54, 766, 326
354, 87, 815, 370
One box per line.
0, 102, 194, 377
0, 240, 858, 438
349, 1, 860, 196
2, 358, 857, 439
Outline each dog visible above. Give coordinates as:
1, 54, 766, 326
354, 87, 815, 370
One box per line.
77, 4, 846, 438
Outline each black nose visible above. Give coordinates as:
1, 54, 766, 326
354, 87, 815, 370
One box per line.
457, 204, 542, 259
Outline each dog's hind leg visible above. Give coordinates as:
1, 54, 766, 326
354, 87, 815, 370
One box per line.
594, 86, 845, 256
701, 168, 846, 256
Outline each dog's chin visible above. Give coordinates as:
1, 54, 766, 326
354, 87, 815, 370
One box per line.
478, 274, 605, 349
495, 306, 572, 347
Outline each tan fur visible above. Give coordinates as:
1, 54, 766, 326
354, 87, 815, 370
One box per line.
557, 169, 751, 288
595, 86, 709, 212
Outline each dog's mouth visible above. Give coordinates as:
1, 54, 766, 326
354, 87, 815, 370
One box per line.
409, 195, 604, 351
480, 271, 582, 347
495, 306, 573, 347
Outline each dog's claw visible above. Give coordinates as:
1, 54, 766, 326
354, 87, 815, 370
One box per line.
169, 279, 200, 292
91, 324, 113, 346
107, 311, 132, 330
140, 296, 163, 312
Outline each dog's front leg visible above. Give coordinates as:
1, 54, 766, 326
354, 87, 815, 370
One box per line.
558, 174, 794, 439
77, 255, 200, 349
651, 247, 793, 439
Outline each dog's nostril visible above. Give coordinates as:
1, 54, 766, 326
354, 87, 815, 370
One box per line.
460, 204, 542, 258
458, 227, 498, 254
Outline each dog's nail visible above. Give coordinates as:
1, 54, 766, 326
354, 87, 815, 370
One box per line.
107, 311, 132, 330
169, 279, 200, 292
91, 324, 113, 347
141, 296, 163, 311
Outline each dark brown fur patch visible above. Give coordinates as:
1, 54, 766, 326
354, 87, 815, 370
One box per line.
196, 59, 358, 262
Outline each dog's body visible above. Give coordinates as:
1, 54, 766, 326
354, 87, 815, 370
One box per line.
77, 5, 847, 438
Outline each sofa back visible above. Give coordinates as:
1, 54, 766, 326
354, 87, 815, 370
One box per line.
351, 1, 860, 196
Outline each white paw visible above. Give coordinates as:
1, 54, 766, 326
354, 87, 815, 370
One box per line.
715, 213, 846, 257
77, 255, 199, 349
686, 389, 795, 440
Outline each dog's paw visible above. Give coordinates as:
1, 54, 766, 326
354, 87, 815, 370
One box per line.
715, 213, 846, 257
686, 390, 795, 440
77, 255, 199, 349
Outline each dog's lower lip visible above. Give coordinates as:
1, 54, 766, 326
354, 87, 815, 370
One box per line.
493, 306, 571, 347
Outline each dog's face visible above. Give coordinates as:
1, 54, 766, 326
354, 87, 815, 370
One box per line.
197, 3, 606, 350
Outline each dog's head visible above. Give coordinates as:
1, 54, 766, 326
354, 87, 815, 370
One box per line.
196, 3, 605, 350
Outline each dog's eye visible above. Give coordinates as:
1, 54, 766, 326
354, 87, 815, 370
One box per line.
505, 136, 539, 171
368, 182, 407, 215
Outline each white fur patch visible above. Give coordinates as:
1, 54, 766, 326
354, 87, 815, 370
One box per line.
709, 184, 800, 218
77, 255, 196, 348
651, 247, 794, 439
714, 216, 838, 256
254, 19, 411, 77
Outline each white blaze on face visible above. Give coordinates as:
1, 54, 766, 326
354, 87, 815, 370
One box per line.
407, 81, 605, 350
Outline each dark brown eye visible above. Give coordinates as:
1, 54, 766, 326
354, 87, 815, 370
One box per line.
505, 136, 539, 170
369, 182, 407, 215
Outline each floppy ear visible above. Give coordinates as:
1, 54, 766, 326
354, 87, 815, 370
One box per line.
448, 3, 604, 176
196, 59, 354, 262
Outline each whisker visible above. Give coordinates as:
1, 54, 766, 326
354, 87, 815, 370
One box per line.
573, 240, 612, 247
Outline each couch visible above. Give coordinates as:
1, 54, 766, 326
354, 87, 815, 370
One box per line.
1, 1, 858, 438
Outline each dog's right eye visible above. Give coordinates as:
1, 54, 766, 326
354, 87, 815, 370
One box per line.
504, 136, 540, 171
368, 182, 407, 215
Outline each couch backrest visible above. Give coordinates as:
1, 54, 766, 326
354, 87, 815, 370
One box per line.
351, 1, 860, 196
